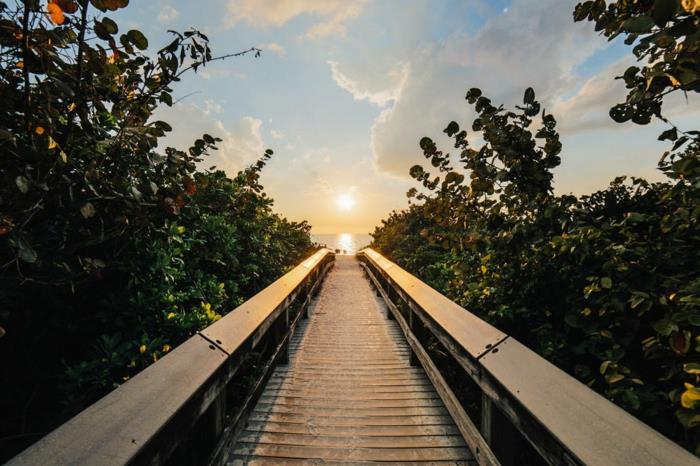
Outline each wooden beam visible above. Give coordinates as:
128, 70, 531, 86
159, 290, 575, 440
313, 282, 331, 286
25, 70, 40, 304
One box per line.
359, 249, 699, 466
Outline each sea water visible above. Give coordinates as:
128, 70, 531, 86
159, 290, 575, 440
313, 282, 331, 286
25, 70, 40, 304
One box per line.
311, 233, 373, 254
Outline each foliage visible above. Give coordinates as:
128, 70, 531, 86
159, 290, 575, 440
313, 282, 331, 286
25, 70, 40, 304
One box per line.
0, 0, 311, 459
574, 0, 700, 169
373, 1, 700, 452
372, 84, 700, 454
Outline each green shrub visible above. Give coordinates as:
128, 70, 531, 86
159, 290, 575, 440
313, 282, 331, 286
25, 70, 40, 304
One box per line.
0, 1, 312, 459
373, 3, 700, 453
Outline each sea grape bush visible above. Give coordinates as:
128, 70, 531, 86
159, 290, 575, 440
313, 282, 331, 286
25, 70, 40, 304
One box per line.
0, 0, 312, 459
372, 1, 700, 455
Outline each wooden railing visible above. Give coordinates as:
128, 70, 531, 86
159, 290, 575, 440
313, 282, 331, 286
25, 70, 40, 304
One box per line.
358, 248, 699, 466
7, 249, 335, 466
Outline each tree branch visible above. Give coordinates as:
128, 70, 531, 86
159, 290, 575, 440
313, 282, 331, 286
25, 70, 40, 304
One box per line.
21, 0, 31, 139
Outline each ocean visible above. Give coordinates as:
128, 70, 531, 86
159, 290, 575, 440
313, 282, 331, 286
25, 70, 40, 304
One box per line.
311, 233, 373, 254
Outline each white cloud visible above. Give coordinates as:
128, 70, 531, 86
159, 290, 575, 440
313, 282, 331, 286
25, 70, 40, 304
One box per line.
203, 99, 224, 115
154, 103, 266, 176
270, 129, 284, 139
261, 42, 286, 57
328, 60, 408, 107
328, 0, 609, 177
225, 0, 367, 39
302, 147, 332, 163
553, 58, 699, 134
157, 5, 180, 23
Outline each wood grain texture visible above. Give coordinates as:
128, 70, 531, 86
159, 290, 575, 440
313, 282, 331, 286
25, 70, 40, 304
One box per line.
360, 248, 700, 466
229, 255, 475, 464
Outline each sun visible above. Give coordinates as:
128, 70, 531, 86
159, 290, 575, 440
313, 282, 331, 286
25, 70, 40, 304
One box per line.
336, 194, 356, 211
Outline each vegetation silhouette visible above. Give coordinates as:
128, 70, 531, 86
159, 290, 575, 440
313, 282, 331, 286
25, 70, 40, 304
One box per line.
372, 0, 700, 455
0, 0, 312, 459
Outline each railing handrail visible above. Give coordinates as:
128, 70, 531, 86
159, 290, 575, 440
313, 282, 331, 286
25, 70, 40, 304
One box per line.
358, 248, 698, 466
8, 248, 335, 466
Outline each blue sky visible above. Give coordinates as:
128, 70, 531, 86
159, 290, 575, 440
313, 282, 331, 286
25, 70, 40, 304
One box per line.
112, 0, 698, 233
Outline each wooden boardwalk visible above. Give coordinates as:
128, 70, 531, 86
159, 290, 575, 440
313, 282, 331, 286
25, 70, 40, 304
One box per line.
229, 255, 474, 464
10, 249, 698, 466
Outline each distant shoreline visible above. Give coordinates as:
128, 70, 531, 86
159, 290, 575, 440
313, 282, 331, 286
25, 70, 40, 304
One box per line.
311, 233, 372, 254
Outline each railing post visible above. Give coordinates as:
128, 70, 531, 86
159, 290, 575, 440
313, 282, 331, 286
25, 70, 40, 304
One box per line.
302, 278, 311, 319
481, 392, 518, 465
275, 307, 289, 365
481, 393, 493, 446
408, 307, 418, 366
385, 279, 395, 320
212, 391, 227, 441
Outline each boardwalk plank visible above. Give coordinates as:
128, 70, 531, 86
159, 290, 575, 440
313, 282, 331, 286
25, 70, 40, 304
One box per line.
229, 255, 473, 463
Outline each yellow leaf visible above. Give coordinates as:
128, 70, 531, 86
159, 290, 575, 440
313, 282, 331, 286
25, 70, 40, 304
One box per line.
166, 312, 176, 320
480, 265, 487, 274
682, 0, 700, 13
139, 344, 146, 354
47, 2, 65, 25
48, 136, 57, 149
34, 126, 45, 135
162, 344, 172, 353
681, 387, 700, 409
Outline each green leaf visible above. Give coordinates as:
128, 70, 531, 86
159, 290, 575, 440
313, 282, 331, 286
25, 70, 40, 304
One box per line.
629, 294, 646, 309
0, 128, 14, 142
102, 17, 119, 34
622, 16, 655, 33
127, 29, 148, 50
443, 121, 460, 137
658, 127, 678, 141
606, 373, 625, 384
19, 243, 37, 263
93, 20, 111, 41
653, 0, 678, 27
80, 202, 96, 219
600, 277, 613, 289
524, 87, 535, 105
683, 363, 700, 374
625, 212, 646, 223
15, 176, 29, 193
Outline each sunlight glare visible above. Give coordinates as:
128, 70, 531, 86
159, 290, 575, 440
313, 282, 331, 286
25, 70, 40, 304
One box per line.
336, 194, 356, 211
338, 233, 353, 253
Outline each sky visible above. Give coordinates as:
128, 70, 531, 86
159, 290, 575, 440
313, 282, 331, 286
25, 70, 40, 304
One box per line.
112, 0, 699, 234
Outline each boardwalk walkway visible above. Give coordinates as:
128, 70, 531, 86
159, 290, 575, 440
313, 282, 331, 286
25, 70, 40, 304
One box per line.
229, 255, 474, 464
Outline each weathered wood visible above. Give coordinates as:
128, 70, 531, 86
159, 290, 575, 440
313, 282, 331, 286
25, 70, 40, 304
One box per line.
227, 256, 475, 464
361, 261, 499, 466
359, 248, 700, 466
208, 260, 334, 465
361, 248, 507, 360
8, 249, 334, 466
231, 443, 473, 462
6, 335, 231, 466
479, 338, 700, 466
200, 249, 331, 354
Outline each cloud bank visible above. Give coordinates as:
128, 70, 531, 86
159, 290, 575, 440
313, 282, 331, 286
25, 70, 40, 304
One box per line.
226, 0, 368, 39
155, 103, 266, 176
327, 0, 698, 178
